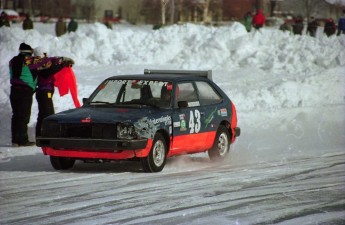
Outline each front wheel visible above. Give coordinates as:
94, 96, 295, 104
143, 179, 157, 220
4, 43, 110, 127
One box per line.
208, 125, 230, 161
141, 133, 167, 173
50, 156, 75, 170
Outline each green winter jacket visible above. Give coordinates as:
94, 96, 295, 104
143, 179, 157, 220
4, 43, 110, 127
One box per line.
9, 57, 37, 91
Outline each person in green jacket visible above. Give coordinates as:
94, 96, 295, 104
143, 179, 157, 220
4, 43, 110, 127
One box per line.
243, 12, 253, 32
68, 18, 78, 33
0, 11, 10, 27
22, 14, 34, 30
9, 43, 37, 146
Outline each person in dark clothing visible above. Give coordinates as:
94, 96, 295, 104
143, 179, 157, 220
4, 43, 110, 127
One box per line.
307, 17, 318, 37
0, 11, 10, 27
9, 43, 36, 146
292, 18, 304, 35
67, 18, 78, 33
279, 22, 290, 32
33, 47, 75, 136
337, 10, 345, 35
9, 43, 74, 146
324, 18, 336, 37
22, 14, 34, 30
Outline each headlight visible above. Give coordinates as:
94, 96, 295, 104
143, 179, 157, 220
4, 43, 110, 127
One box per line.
117, 123, 137, 139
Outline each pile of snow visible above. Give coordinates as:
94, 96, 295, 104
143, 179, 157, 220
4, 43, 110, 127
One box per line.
0, 22, 344, 162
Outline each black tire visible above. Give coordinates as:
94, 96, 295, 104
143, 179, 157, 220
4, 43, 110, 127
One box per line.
141, 133, 167, 172
50, 156, 75, 170
208, 125, 230, 161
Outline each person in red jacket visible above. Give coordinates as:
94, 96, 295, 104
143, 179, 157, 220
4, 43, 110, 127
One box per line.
252, 9, 266, 30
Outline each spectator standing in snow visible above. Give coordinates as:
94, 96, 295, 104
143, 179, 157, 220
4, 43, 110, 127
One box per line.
337, 10, 345, 35
307, 17, 318, 37
67, 18, 78, 33
104, 19, 112, 29
279, 21, 290, 32
9, 43, 35, 146
9, 43, 75, 146
0, 11, 10, 27
55, 17, 67, 37
33, 48, 74, 136
243, 12, 253, 32
324, 18, 336, 36
252, 9, 265, 30
292, 17, 304, 35
22, 14, 34, 30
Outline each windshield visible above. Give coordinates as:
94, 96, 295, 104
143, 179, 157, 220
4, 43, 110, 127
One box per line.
88, 79, 173, 108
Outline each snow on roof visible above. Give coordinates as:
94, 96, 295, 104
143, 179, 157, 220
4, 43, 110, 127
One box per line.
0, 9, 19, 16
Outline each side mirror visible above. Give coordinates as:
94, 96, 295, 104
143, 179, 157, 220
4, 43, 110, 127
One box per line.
82, 98, 89, 105
178, 101, 188, 108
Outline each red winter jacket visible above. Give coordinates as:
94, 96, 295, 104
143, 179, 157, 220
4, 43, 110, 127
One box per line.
252, 9, 266, 27
53, 67, 81, 108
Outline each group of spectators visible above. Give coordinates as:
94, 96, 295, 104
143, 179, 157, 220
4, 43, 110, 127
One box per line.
8, 43, 77, 146
242, 9, 345, 37
283, 16, 342, 37
243, 9, 266, 32
0, 12, 78, 36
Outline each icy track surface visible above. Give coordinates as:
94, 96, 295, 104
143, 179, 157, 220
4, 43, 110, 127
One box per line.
0, 149, 344, 225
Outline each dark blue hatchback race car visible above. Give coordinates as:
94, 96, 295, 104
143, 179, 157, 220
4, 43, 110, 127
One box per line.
36, 69, 240, 172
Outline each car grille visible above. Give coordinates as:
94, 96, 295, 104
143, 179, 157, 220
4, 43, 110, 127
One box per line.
42, 121, 116, 139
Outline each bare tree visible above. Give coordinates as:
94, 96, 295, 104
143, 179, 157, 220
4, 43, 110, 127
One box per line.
270, 0, 277, 17
161, 0, 169, 24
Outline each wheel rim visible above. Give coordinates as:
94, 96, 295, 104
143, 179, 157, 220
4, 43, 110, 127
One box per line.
153, 140, 165, 167
218, 132, 229, 156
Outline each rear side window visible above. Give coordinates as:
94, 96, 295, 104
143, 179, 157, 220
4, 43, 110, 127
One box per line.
195, 81, 222, 105
177, 82, 199, 107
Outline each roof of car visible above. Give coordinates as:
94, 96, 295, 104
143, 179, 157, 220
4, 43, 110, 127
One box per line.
107, 74, 211, 82
107, 69, 213, 82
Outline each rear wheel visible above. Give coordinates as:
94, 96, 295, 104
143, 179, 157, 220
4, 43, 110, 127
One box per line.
141, 133, 167, 172
50, 156, 75, 170
208, 125, 230, 161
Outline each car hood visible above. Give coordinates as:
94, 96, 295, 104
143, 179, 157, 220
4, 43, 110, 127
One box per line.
46, 106, 163, 124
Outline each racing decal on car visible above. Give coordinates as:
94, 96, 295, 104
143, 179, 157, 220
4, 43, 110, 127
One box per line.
189, 109, 201, 134
204, 108, 217, 128
173, 121, 181, 128
150, 115, 171, 126
219, 108, 228, 117
188, 101, 200, 107
134, 115, 172, 138
178, 114, 187, 131
81, 116, 92, 123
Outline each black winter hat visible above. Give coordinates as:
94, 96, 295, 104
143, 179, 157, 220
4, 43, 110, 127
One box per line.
19, 43, 33, 54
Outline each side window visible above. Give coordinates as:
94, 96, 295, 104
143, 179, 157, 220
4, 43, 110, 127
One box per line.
177, 82, 199, 107
195, 81, 222, 105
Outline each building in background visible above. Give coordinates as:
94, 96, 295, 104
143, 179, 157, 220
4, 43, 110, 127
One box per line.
0, 0, 343, 25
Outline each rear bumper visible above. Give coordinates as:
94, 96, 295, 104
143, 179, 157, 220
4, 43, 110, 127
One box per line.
36, 137, 148, 150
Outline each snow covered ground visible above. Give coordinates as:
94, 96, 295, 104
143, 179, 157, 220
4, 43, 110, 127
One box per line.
0, 22, 344, 224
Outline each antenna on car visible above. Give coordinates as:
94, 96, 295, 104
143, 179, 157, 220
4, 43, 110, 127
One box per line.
144, 69, 212, 80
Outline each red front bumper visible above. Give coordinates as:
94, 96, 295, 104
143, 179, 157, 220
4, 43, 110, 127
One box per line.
41, 139, 153, 160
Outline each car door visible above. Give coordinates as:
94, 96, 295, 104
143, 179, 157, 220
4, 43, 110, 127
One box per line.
170, 81, 209, 155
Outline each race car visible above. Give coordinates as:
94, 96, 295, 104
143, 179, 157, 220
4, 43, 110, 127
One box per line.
36, 69, 240, 172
